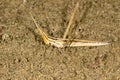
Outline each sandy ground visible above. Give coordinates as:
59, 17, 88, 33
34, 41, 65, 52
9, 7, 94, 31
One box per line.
0, 0, 120, 80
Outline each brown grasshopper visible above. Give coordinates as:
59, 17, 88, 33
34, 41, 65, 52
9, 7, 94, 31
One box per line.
30, 13, 109, 48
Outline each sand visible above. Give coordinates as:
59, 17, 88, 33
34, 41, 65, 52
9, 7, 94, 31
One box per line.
0, 0, 120, 80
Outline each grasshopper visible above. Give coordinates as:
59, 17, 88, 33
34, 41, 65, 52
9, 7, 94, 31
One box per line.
30, 13, 109, 48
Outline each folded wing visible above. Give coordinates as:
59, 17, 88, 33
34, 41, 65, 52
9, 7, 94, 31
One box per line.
66, 39, 110, 47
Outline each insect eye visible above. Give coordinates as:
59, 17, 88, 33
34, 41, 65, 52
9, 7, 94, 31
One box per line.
48, 42, 51, 45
